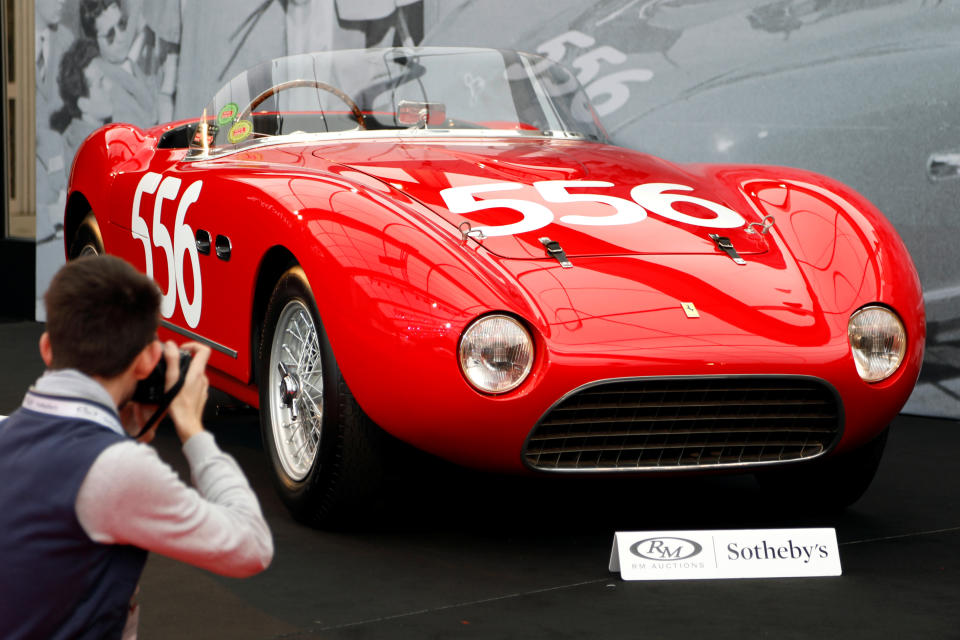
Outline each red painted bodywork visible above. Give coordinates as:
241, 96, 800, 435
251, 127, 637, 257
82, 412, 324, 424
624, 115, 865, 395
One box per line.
67, 123, 925, 473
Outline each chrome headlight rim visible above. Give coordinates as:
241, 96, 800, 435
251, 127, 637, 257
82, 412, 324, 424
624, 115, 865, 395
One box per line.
458, 313, 535, 395
848, 304, 907, 383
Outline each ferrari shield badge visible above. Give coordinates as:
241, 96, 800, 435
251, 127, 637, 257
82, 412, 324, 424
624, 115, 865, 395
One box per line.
681, 302, 700, 318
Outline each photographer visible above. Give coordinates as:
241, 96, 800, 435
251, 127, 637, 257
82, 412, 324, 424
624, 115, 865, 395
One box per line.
0, 255, 273, 639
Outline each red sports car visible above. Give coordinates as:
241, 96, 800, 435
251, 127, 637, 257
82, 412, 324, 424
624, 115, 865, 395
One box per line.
64, 47, 925, 526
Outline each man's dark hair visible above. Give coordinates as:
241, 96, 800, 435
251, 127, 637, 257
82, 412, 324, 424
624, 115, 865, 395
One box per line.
44, 255, 161, 378
49, 38, 101, 134
79, 0, 121, 39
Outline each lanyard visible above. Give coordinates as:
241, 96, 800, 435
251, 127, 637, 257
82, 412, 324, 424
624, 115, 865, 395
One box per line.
22, 391, 124, 435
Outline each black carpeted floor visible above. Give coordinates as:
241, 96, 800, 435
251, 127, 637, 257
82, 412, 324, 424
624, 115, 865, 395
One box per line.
2, 320, 959, 638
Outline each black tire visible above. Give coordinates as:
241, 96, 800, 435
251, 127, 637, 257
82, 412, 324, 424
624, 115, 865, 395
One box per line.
258, 266, 385, 528
756, 428, 889, 512
68, 214, 104, 259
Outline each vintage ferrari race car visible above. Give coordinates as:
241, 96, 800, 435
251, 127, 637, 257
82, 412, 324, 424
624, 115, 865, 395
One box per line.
64, 47, 925, 525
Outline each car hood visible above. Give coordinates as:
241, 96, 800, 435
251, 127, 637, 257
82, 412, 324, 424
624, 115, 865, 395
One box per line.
316, 138, 770, 260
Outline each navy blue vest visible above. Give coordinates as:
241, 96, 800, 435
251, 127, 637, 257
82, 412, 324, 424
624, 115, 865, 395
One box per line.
0, 393, 148, 640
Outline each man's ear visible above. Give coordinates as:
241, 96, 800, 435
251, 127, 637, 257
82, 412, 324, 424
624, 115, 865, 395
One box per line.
131, 340, 163, 381
39, 332, 54, 367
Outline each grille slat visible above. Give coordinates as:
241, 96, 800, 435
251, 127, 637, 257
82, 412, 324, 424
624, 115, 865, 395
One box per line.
541, 413, 836, 428
550, 398, 830, 412
531, 425, 835, 441
533, 439, 824, 455
524, 377, 842, 471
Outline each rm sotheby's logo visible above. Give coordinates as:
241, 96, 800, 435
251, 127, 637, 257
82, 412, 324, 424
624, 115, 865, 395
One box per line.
630, 537, 703, 561
610, 528, 842, 580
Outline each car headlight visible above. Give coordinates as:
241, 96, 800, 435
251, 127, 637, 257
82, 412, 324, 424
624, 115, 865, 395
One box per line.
848, 305, 907, 382
459, 314, 534, 393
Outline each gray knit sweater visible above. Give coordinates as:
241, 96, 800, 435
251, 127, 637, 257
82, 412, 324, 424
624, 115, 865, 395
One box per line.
29, 369, 274, 638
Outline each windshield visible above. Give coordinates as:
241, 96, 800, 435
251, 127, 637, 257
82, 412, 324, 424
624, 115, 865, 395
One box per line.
188, 47, 607, 157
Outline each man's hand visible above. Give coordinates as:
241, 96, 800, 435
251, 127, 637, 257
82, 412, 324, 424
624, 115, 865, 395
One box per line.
162, 341, 211, 444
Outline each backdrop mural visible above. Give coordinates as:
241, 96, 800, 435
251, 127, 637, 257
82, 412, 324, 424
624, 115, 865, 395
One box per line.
35, 0, 960, 418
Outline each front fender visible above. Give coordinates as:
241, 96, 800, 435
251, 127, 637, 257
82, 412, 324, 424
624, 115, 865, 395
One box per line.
697, 163, 925, 451
241, 165, 544, 448
68, 124, 154, 220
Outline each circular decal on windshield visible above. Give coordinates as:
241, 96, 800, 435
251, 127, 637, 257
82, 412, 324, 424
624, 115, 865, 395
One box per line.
227, 120, 253, 143
218, 102, 239, 125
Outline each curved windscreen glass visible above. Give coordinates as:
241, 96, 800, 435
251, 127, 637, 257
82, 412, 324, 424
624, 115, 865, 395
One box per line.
188, 47, 607, 157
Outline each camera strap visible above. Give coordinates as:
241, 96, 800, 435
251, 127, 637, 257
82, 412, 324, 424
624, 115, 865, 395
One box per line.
133, 372, 187, 439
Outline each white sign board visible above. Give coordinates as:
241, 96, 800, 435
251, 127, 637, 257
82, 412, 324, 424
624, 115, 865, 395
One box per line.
609, 528, 841, 580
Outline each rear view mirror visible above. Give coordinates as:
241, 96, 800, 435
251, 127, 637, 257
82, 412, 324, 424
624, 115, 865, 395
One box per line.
397, 100, 447, 127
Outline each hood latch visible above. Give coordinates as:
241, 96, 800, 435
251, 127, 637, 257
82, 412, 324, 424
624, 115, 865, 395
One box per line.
539, 237, 573, 268
709, 233, 746, 266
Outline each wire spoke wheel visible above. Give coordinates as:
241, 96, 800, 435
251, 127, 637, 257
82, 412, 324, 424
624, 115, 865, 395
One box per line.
267, 299, 324, 481
258, 266, 387, 528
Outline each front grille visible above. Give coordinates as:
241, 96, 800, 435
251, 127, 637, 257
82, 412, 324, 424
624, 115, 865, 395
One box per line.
524, 377, 842, 471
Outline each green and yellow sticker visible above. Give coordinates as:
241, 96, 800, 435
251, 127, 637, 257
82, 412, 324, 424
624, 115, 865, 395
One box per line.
227, 120, 254, 143
218, 102, 239, 125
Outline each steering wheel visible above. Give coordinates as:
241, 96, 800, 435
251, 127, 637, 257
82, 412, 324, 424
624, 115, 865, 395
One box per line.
236, 79, 366, 132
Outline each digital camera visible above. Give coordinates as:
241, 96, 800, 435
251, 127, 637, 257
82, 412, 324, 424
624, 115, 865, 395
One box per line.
132, 350, 192, 404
